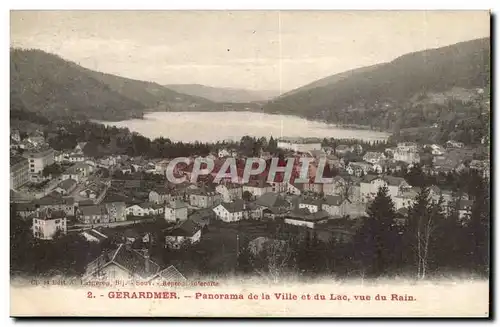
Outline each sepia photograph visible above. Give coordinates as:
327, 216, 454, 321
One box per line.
9, 10, 491, 317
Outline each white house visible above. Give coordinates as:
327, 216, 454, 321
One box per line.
32, 208, 67, 240
149, 187, 171, 204
24, 149, 55, 175
164, 219, 202, 249
323, 175, 347, 196
126, 203, 164, 217
212, 200, 246, 222
286, 182, 304, 195
321, 195, 343, 217
363, 152, 386, 164
277, 137, 322, 153
446, 140, 464, 149
360, 175, 410, 203
218, 148, 237, 158
298, 197, 322, 213
68, 154, 85, 163
215, 184, 243, 202
78, 204, 109, 224
164, 200, 188, 223
243, 181, 273, 199
188, 188, 222, 208
346, 162, 372, 177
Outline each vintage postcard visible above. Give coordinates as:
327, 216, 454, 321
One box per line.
9, 10, 490, 317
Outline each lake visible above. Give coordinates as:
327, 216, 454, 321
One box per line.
99, 111, 391, 143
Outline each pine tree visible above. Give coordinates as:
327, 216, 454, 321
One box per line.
468, 176, 490, 275
354, 186, 397, 277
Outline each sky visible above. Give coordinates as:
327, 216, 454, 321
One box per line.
10, 11, 490, 92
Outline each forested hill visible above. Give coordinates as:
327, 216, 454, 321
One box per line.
263, 37, 490, 133
10, 48, 219, 121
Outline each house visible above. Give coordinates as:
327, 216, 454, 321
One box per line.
26, 134, 46, 148
284, 209, 330, 229
322, 146, 335, 155
11, 129, 21, 143
188, 188, 222, 208
98, 156, 118, 169
24, 149, 55, 174
54, 178, 77, 196
212, 200, 246, 222
340, 199, 367, 218
308, 149, 326, 160
458, 200, 474, 222
325, 155, 343, 169
149, 187, 171, 205
393, 142, 420, 164
255, 192, 291, 219
267, 179, 287, 194
78, 204, 109, 224
126, 203, 164, 217
81, 229, 109, 243
286, 182, 304, 195
321, 195, 343, 217
303, 182, 324, 194
149, 266, 187, 284
298, 197, 323, 213
164, 200, 188, 223
82, 244, 161, 282
384, 147, 397, 157
346, 162, 372, 177
68, 153, 85, 163
31, 208, 67, 240
104, 202, 127, 222
469, 160, 490, 179
426, 144, 446, 156
323, 175, 347, 196
394, 187, 420, 210
446, 140, 465, 149
79, 183, 105, 200
394, 150, 420, 165
15, 202, 38, 218
61, 163, 92, 183
335, 145, 352, 156
432, 151, 469, 174
164, 219, 202, 249
363, 152, 386, 164
10, 156, 29, 190
360, 175, 410, 202
36, 194, 76, 217
74, 142, 88, 154
277, 137, 322, 153
215, 183, 243, 202
352, 144, 364, 155
397, 142, 418, 152
218, 148, 236, 158
242, 180, 273, 199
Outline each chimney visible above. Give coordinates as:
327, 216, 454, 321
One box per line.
144, 251, 151, 274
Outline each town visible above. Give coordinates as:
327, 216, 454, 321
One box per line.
10, 122, 490, 283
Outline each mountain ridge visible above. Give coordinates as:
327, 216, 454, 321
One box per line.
165, 83, 281, 103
